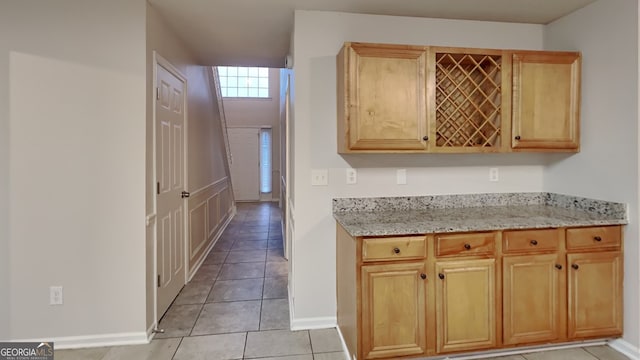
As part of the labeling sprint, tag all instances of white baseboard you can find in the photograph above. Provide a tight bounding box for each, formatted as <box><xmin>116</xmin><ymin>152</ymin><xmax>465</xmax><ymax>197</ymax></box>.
<box><xmin>609</xmin><ymin>338</ymin><xmax>640</xmax><ymax>360</ymax></box>
<box><xmin>13</xmin><ymin>332</ymin><xmax>149</xmax><ymax>350</ymax></box>
<box><xmin>146</xmin><ymin>323</ymin><xmax>156</xmax><ymax>342</ymax></box>
<box><xmin>290</xmin><ymin>316</ymin><xmax>337</xmax><ymax>331</ymax></box>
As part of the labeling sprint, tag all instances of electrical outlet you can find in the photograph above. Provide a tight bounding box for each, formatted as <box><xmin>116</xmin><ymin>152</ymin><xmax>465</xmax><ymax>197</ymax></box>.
<box><xmin>346</xmin><ymin>168</ymin><xmax>357</xmax><ymax>184</ymax></box>
<box><xmin>397</xmin><ymin>169</ymin><xmax>407</xmax><ymax>185</ymax></box>
<box><xmin>311</xmin><ymin>169</ymin><xmax>328</xmax><ymax>186</ymax></box>
<box><xmin>489</xmin><ymin>168</ymin><xmax>499</xmax><ymax>182</ymax></box>
<box><xmin>50</xmin><ymin>286</ymin><xmax>63</xmax><ymax>305</ymax></box>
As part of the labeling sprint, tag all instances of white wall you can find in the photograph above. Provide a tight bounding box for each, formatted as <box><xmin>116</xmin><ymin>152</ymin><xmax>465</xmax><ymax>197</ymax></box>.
<box><xmin>0</xmin><ymin>2</ymin><xmax>10</xmax><ymax>341</ymax></box>
<box><xmin>291</xmin><ymin>10</ymin><xmax>547</xmax><ymax>323</ymax></box>
<box><xmin>3</xmin><ymin>0</ymin><xmax>147</xmax><ymax>340</ymax></box>
<box><xmin>146</xmin><ymin>3</ymin><xmax>234</xmax><ymax>329</ymax></box>
<box><xmin>544</xmin><ymin>0</ymin><xmax>640</xmax><ymax>349</ymax></box>
<box><xmin>223</xmin><ymin>68</ymin><xmax>281</xmax><ymax>200</ymax></box>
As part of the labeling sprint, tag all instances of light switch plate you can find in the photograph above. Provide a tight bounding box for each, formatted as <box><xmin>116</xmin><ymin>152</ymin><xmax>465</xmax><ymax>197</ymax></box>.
<box><xmin>311</xmin><ymin>169</ymin><xmax>328</xmax><ymax>186</ymax></box>
<box><xmin>397</xmin><ymin>169</ymin><xmax>407</xmax><ymax>185</ymax></box>
<box><xmin>489</xmin><ymin>168</ymin><xmax>499</xmax><ymax>182</ymax></box>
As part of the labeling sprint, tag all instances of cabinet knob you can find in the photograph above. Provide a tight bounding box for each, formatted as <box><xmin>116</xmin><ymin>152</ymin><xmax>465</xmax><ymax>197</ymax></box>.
<box><xmin>530</xmin><ymin>239</ymin><xmax>538</xmax><ymax>246</ymax></box>
<box><xmin>594</xmin><ymin>236</ymin><xmax>602</xmax><ymax>242</ymax></box>
<box><xmin>422</xmin><ymin>135</ymin><xmax>429</xmax><ymax>141</ymax></box>
<box><xmin>572</xmin><ymin>264</ymin><xmax>579</xmax><ymax>270</ymax></box>
<box><xmin>393</xmin><ymin>247</ymin><xmax>400</xmax><ymax>254</ymax></box>
<box><xmin>464</xmin><ymin>243</ymin><xmax>471</xmax><ymax>250</ymax></box>
<box><xmin>438</xmin><ymin>273</ymin><xmax>445</xmax><ymax>280</ymax></box>
<box><xmin>555</xmin><ymin>264</ymin><xmax>563</xmax><ymax>270</ymax></box>
<box><xmin>515</xmin><ymin>135</ymin><xmax>521</xmax><ymax>140</ymax></box>
<box><xmin>420</xmin><ymin>273</ymin><xmax>427</xmax><ymax>280</ymax></box>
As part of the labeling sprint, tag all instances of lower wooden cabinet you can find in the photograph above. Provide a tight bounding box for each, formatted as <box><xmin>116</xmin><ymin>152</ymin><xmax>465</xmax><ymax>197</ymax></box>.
<box><xmin>567</xmin><ymin>252</ymin><xmax>623</xmax><ymax>338</ymax></box>
<box><xmin>503</xmin><ymin>254</ymin><xmax>563</xmax><ymax>345</ymax></box>
<box><xmin>361</xmin><ymin>262</ymin><xmax>427</xmax><ymax>359</ymax></box>
<box><xmin>337</xmin><ymin>225</ymin><xmax>623</xmax><ymax>360</ymax></box>
<box><xmin>435</xmin><ymin>259</ymin><xmax>496</xmax><ymax>353</ymax></box>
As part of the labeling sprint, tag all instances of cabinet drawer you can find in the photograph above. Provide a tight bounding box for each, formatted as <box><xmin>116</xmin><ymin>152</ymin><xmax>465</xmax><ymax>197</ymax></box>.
<box><xmin>362</xmin><ymin>236</ymin><xmax>426</xmax><ymax>262</ymax></box>
<box><xmin>503</xmin><ymin>229</ymin><xmax>559</xmax><ymax>253</ymax></box>
<box><xmin>567</xmin><ymin>226</ymin><xmax>621</xmax><ymax>251</ymax></box>
<box><xmin>435</xmin><ymin>232</ymin><xmax>495</xmax><ymax>257</ymax></box>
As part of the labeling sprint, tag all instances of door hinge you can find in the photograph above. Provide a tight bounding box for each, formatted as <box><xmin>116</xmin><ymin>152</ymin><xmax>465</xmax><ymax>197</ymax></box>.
<box><xmin>157</xmin><ymin>274</ymin><xmax>161</xmax><ymax>288</ymax></box>
<box><xmin>157</xmin><ymin>182</ymin><xmax>160</xmax><ymax>195</ymax></box>
<box><xmin>156</xmin><ymin>87</ymin><xmax>160</xmax><ymax>100</ymax></box>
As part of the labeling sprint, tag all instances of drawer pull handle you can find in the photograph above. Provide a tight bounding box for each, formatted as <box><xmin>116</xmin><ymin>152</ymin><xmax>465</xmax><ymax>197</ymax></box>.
<box><xmin>393</xmin><ymin>247</ymin><xmax>400</xmax><ymax>254</ymax></box>
<box><xmin>572</xmin><ymin>264</ymin><xmax>579</xmax><ymax>270</ymax></box>
<box><xmin>555</xmin><ymin>264</ymin><xmax>562</xmax><ymax>270</ymax></box>
<box><xmin>438</xmin><ymin>273</ymin><xmax>445</xmax><ymax>280</ymax></box>
<box><xmin>464</xmin><ymin>243</ymin><xmax>471</xmax><ymax>250</ymax></box>
<box><xmin>422</xmin><ymin>135</ymin><xmax>429</xmax><ymax>141</ymax></box>
<box><xmin>420</xmin><ymin>273</ymin><xmax>427</xmax><ymax>280</ymax></box>
<box><xmin>530</xmin><ymin>239</ymin><xmax>538</xmax><ymax>246</ymax></box>
<box><xmin>594</xmin><ymin>236</ymin><xmax>602</xmax><ymax>242</ymax></box>
<box><xmin>515</xmin><ymin>135</ymin><xmax>521</xmax><ymax>140</ymax></box>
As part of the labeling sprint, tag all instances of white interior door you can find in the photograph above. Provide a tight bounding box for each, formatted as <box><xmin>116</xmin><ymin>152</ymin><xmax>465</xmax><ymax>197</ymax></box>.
<box><xmin>229</xmin><ymin>128</ymin><xmax>260</xmax><ymax>201</ymax></box>
<box><xmin>156</xmin><ymin>61</ymin><xmax>186</xmax><ymax>320</ymax></box>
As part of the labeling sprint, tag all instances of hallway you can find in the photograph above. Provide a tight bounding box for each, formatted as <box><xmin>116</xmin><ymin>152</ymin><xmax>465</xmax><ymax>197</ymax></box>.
<box><xmin>56</xmin><ymin>202</ymin><xmax>345</xmax><ymax>359</ymax></box>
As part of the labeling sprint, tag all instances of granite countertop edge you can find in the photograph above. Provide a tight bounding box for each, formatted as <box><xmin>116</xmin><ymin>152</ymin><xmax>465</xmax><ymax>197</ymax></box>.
<box><xmin>333</xmin><ymin>193</ymin><xmax>628</xmax><ymax>237</ymax></box>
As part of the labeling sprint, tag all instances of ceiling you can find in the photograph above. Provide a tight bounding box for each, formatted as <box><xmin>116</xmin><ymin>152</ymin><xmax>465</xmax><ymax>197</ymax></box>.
<box><xmin>148</xmin><ymin>0</ymin><xmax>597</xmax><ymax>68</ymax></box>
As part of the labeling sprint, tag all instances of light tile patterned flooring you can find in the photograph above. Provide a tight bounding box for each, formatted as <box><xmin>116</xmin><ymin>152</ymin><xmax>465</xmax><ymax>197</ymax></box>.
<box><xmin>56</xmin><ymin>203</ymin><xmax>631</xmax><ymax>360</ymax></box>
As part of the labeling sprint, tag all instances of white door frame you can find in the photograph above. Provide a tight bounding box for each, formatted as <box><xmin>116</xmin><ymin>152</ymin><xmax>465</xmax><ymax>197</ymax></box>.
<box><xmin>152</xmin><ymin>51</ymin><xmax>189</xmax><ymax>327</ymax></box>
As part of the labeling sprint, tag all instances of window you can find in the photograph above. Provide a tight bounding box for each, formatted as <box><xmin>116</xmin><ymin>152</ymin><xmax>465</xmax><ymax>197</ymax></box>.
<box><xmin>217</xmin><ymin>66</ymin><xmax>269</xmax><ymax>98</ymax></box>
<box><xmin>260</xmin><ymin>128</ymin><xmax>272</xmax><ymax>193</ymax></box>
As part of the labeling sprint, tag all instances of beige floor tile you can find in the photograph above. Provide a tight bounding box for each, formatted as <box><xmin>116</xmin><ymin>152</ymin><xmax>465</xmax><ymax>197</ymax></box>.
<box><xmin>190</xmin><ymin>264</ymin><xmax>221</xmax><ymax>283</ymax></box>
<box><xmin>485</xmin><ymin>355</ymin><xmax>527</xmax><ymax>360</ymax></box>
<box><xmin>172</xmin><ymin>333</ymin><xmax>246</xmax><ymax>360</ymax></box>
<box><xmin>523</xmin><ymin>348</ymin><xmax>598</xmax><ymax>360</ymax></box>
<box><xmin>267</xmin><ymin>249</ymin><xmax>287</xmax><ymax>262</ymax></box>
<box><xmin>154</xmin><ymin>304</ymin><xmax>202</xmax><ymax>338</ymax></box>
<box><xmin>260</xmin><ymin>298</ymin><xmax>290</xmax><ymax>330</ymax></box>
<box><xmin>174</xmin><ymin>281</ymin><xmax>213</xmax><ymax>305</ymax></box>
<box><xmin>314</xmin><ymin>352</ymin><xmax>346</xmax><ymax>360</ymax></box>
<box><xmin>213</xmin><ymin>238</ymin><xmax>235</xmax><ymax>252</ymax></box>
<box><xmin>232</xmin><ymin>240</ymin><xmax>268</xmax><ymax>251</ymax></box>
<box><xmin>53</xmin><ymin>347</ymin><xmax>110</xmax><ymax>360</ymax></box>
<box><xmin>218</xmin><ymin>262</ymin><xmax>265</xmax><ymax>280</ymax></box>
<box><xmin>263</xmin><ymin>276</ymin><xmax>288</xmax><ymax>299</ymax></box>
<box><xmin>310</xmin><ymin>328</ymin><xmax>343</xmax><ymax>353</ymax></box>
<box><xmin>266</xmin><ymin>261</ymin><xmax>288</xmax><ymax>277</ymax></box>
<box><xmin>268</xmin><ymin>240</ymin><xmax>284</xmax><ymax>249</ymax></box>
<box><xmin>253</xmin><ymin>355</ymin><xmax>313</xmax><ymax>360</ymax></box>
<box><xmin>208</xmin><ymin>278</ymin><xmax>264</xmax><ymax>302</ymax></box>
<box><xmin>244</xmin><ymin>330</ymin><xmax>312</xmax><ymax>358</ymax></box>
<box><xmin>226</xmin><ymin>250</ymin><xmax>267</xmax><ymax>263</ymax></box>
<box><xmin>204</xmin><ymin>251</ymin><xmax>228</xmax><ymax>265</ymax></box>
<box><xmin>236</xmin><ymin>231</ymin><xmax>269</xmax><ymax>241</ymax></box>
<box><xmin>101</xmin><ymin>338</ymin><xmax>180</xmax><ymax>360</ymax></box>
<box><xmin>191</xmin><ymin>300</ymin><xmax>261</xmax><ymax>335</ymax></box>
<box><xmin>584</xmin><ymin>345</ymin><xmax>631</xmax><ymax>360</ymax></box>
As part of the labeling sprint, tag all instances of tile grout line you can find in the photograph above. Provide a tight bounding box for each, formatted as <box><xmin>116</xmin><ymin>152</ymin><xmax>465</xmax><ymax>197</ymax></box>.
<box><xmin>169</xmin><ymin>336</ymin><xmax>184</xmax><ymax>360</ymax></box>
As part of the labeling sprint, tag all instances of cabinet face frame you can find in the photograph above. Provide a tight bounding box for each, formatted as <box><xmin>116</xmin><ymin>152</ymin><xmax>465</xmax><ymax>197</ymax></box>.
<box><xmin>361</xmin><ymin>262</ymin><xmax>428</xmax><ymax>359</ymax></box>
<box><xmin>511</xmin><ymin>51</ymin><xmax>581</xmax><ymax>151</ymax></box>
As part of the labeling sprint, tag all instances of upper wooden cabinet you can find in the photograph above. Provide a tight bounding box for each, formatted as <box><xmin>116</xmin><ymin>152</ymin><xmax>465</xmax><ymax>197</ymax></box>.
<box><xmin>337</xmin><ymin>42</ymin><xmax>581</xmax><ymax>154</ymax></box>
<box><xmin>511</xmin><ymin>52</ymin><xmax>581</xmax><ymax>151</ymax></box>
<box><xmin>337</xmin><ymin>43</ymin><xmax>428</xmax><ymax>152</ymax></box>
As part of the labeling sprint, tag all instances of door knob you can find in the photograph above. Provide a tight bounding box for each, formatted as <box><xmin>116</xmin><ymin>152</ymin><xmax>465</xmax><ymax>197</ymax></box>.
<box><xmin>181</xmin><ymin>191</ymin><xmax>191</xmax><ymax>198</ymax></box>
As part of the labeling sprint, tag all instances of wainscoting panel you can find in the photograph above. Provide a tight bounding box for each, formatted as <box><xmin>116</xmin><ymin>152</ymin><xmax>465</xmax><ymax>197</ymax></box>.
<box><xmin>187</xmin><ymin>177</ymin><xmax>233</xmax><ymax>272</ymax></box>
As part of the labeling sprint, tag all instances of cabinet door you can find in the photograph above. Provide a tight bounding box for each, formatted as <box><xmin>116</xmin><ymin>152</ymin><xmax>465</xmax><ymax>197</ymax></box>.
<box><xmin>568</xmin><ymin>252</ymin><xmax>622</xmax><ymax>338</ymax></box>
<box><xmin>342</xmin><ymin>43</ymin><xmax>428</xmax><ymax>151</ymax></box>
<box><xmin>512</xmin><ymin>52</ymin><xmax>580</xmax><ymax>150</ymax></box>
<box><xmin>361</xmin><ymin>262</ymin><xmax>427</xmax><ymax>359</ymax></box>
<box><xmin>503</xmin><ymin>254</ymin><xmax>563</xmax><ymax>345</ymax></box>
<box><xmin>435</xmin><ymin>259</ymin><xmax>496</xmax><ymax>353</ymax></box>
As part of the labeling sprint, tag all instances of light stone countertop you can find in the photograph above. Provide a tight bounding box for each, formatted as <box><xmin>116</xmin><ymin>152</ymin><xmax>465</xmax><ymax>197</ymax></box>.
<box><xmin>333</xmin><ymin>193</ymin><xmax>627</xmax><ymax>237</ymax></box>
